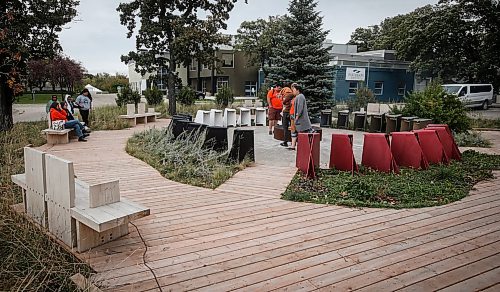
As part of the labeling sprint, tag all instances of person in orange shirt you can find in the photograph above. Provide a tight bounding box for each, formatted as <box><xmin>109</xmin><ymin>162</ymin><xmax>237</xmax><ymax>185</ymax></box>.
<box><xmin>280</xmin><ymin>85</ymin><xmax>294</xmax><ymax>147</ymax></box>
<box><xmin>49</xmin><ymin>102</ymin><xmax>88</xmax><ymax>142</ymax></box>
<box><xmin>266</xmin><ymin>83</ymin><xmax>283</xmax><ymax>135</ymax></box>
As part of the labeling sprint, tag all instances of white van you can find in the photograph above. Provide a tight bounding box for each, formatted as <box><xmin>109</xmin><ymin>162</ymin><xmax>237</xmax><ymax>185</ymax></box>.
<box><xmin>442</xmin><ymin>84</ymin><xmax>494</xmax><ymax>109</ymax></box>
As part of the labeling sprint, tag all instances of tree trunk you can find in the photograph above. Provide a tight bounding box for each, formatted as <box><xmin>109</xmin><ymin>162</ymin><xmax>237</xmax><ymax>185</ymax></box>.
<box><xmin>0</xmin><ymin>77</ymin><xmax>14</xmax><ymax>131</ymax></box>
<box><xmin>167</xmin><ymin>58</ymin><xmax>177</xmax><ymax>116</ymax></box>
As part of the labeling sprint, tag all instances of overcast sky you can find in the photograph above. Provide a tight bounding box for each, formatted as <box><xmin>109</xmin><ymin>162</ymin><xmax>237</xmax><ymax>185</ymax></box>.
<box><xmin>59</xmin><ymin>0</ymin><xmax>438</xmax><ymax>75</ymax></box>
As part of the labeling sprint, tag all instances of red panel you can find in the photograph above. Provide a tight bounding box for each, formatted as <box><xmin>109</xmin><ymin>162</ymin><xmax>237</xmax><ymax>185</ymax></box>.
<box><xmin>391</xmin><ymin>132</ymin><xmax>429</xmax><ymax>170</ymax></box>
<box><xmin>414</xmin><ymin>130</ymin><xmax>450</xmax><ymax>164</ymax></box>
<box><xmin>329</xmin><ymin>134</ymin><xmax>359</xmax><ymax>174</ymax></box>
<box><xmin>362</xmin><ymin>133</ymin><xmax>400</xmax><ymax>173</ymax></box>
<box><xmin>426</xmin><ymin>125</ymin><xmax>461</xmax><ymax>161</ymax></box>
<box><xmin>296</xmin><ymin>133</ymin><xmax>321</xmax><ymax>178</ymax></box>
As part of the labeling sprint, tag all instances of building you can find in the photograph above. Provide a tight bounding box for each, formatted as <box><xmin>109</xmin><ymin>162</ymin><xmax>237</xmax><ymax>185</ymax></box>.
<box><xmin>329</xmin><ymin>45</ymin><xmax>415</xmax><ymax>102</ymax></box>
<box><xmin>127</xmin><ymin>58</ymin><xmax>188</xmax><ymax>95</ymax></box>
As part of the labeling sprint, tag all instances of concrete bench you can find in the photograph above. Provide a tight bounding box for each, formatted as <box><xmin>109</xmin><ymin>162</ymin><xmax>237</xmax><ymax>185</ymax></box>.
<box><xmin>209</xmin><ymin>109</ymin><xmax>224</xmax><ymax>127</ymax></box>
<box><xmin>224</xmin><ymin>108</ymin><xmax>237</xmax><ymax>127</ymax></box>
<box><xmin>120</xmin><ymin>103</ymin><xmax>159</xmax><ymax>126</ymax></box>
<box><xmin>195</xmin><ymin>110</ymin><xmax>211</xmax><ymax>125</ymax></box>
<box><xmin>255</xmin><ymin>108</ymin><xmax>267</xmax><ymax>126</ymax></box>
<box><xmin>238</xmin><ymin>108</ymin><xmax>251</xmax><ymax>127</ymax></box>
<box><xmin>11</xmin><ymin>147</ymin><xmax>150</xmax><ymax>253</ymax></box>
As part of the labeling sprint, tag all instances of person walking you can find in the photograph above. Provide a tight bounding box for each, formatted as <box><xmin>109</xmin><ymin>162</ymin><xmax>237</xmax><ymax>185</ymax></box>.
<box><xmin>280</xmin><ymin>85</ymin><xmax>294</xmax><ymax>147</ymax></box>
<box><xmin>76</xmin><ymin>89</ymin><xmax>92</xmax><ymax>127</ymax></box>
<box><xmin>266</xmin><ymin>83</ymin><xmax>283</xmax><ymax>135</ymax></box>
<box><xmin>289</xmin><ymin>83</ymin><xmax>312</xmax><ymax>150</ymax></box>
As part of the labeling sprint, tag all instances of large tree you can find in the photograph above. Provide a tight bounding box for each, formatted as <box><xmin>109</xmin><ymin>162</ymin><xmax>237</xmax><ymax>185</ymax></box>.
<box><xmin>347</xmin><ymin>26</ymin><xmax>381</xmax><ymax>52</ymax></box>
<box><xmin>266</xmin><ymin>0</ymin><xmax>333</xmax><ymax>117</ymax></box>
<box><xmin>235</xmin><ymin>15</ymin><xmax>286</xmax><ymax>68</ymax></box>
<box><xmin>0</xmin><ymin>0</ymin><xmax>78</xmax><ymax>131</ymax></box>
<box><xmin>117</xmin><ymin>0</ymin><xmax>245</xmax><ymax>116</ymax></box>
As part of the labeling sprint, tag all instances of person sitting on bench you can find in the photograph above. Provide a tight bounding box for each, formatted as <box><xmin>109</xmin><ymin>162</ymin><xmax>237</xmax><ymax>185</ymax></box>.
<box><xmin>49</xmin><ymin>102</ymin><xmax>88</xmax><ymax>142</ymax></box>
<box><xmin>61</xmin><ymin>101</ymin><xmax>89</xmax><ymax>135</ymax></box>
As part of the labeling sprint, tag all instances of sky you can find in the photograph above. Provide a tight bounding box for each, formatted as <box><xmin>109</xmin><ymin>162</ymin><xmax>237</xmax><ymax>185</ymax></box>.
<box><xmin>59</xmin><ymin>0</ymin><xmax>438</xmax><ymax>75</ymax></box>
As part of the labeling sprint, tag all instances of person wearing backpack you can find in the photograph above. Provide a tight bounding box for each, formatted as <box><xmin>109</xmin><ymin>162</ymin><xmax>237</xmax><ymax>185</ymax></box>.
<box><xmin>280</xmin><ymin>85</ymin><xmax>294</xmax><ymax>147</ymax></box>
<box><xmin>266</xmin><ymin>83</ymin><xmax>283</xmax><ymax>135</ymax></box>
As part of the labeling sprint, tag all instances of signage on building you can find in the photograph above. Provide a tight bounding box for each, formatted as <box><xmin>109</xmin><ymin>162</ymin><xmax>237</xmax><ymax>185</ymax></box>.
<box><xmin>346</xmin><ymin>67</ymin><xmax>366</xmax><ymax>81</ymax></box>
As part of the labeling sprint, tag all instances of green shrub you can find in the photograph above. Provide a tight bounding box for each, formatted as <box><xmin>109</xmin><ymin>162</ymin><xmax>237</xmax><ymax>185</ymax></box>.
<box><xmin>144</xmin><ymin>87</ymin><xmax>164</xmax><ymax>106</ymax></box>
<box><xmin>347</xmin><ymin>86</ymin><xmax>376</xmax><ymax>111</ymax></box>
<box><xmin>115</xmin><ymin>85</ymin><xmax>141</xmax><ymax>106</ymax></box>
<box><xmin>454</xmin><ymin>131</ymin><xmax>492</xmax><ymax>148</ymax></box>
<box><xmin>216</xmin><ymin>86</ymin><xmax>234</xmax><ymax>107</ymax></box>
<box><xmin>402</xmin><ymin>81</ymin><xmax>470</xmax><ymax>133</ymax></box>
<box><xmin>177</xmin><ymin>86</ymin><xmax>196</xmax><ymax>106</ymax></box>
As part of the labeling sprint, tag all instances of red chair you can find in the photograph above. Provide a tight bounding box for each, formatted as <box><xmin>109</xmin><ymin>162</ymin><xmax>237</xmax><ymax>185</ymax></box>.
<box><xmin>329</xmin><ymin>133</ymin><xmax>359</xmax><ymax>174</ymax></box>
<box><xmin>391</xmin><ymin>132</ymin><xmax>429</xmax><ymax>170</ymax></box>
<box><xmin>362</xmin><ymin>133</ymin><xmax>399</xmax><ymax>173</ymax></box>
<box><xmin>296</xmin><ymin>133</ymin><xmax>320</xmax><ymax>178</ymax></box>
<box><xmin>426</xmin><ymin>125</ymin><xmax>461</xmax><ymax>161</ymax></box>
<box><xmin>414</xmin><ymin>129</ymin><xmax>450</xmax><ymax>164</ymax></box>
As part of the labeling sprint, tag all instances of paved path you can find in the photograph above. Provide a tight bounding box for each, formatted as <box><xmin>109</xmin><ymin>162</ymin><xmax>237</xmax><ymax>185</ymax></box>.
<box><xmin>38</xmin><ymin>121</ymin><xmax>500</xmax><ymax>291</ymax></box>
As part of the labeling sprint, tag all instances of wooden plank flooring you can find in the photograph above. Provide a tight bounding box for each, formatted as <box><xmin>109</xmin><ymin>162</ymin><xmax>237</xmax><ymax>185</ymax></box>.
<box><xmin>38</xmin><ymin>122</ymin><xmax>500</xmax><ymax>291</ymax></box>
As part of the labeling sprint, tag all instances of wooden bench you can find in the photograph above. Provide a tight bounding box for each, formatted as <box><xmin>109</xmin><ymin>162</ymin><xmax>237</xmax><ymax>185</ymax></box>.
<box><xmin>11</xmin><ymin>147</ymin><xmax>150</xmax><ymax>252</ymax></box>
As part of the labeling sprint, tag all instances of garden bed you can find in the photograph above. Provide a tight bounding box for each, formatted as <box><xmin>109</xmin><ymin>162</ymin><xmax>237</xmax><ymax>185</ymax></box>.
<box><xmin>283</xmin><ymin>151</ymin><xmax>500</xmax><ymax>209</ymax></box>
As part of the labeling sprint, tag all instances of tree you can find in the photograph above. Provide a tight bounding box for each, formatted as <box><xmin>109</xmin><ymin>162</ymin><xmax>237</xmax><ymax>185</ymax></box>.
<box><xmin>0</xmin><ymin>0</ymin><xmax>78</xmax><ymax>131</ymax></box>
<box><xmin>235</xmin><ymin>16</ymin><xmax>286</xmax><ymax>68</ymax></box>
<box><xmin>266</xmin><ymin>0</ymin><xmax>333</xmax><ymax>117</ymax></box>
<box><xmin>117</xmin><ymin>0</ymin><xmax>246</xmax><ymax>116</ymax></box>
<box><xmin>26</xmin><ymin>59</ymin><xmax>49</xmax><ymax>92</ymax></box>
<box><xmin>347</xmin><ymin>26</ymin><xmax>380</xmax><ymax>52</ymax></box>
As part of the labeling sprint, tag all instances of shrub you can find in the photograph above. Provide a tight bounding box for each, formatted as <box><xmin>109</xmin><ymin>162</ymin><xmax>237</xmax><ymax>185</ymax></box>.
<box><xmin>216</xmin><ymin>86</ymin><xmax>234</xmax><ymax>107</ymax></box>
<box><xmin>177</xmin><ymin>86</ymin><xmax>196</xmax><ymax>106</ymax></box>
<box><xmin>454</xmin><ymin>131</ymin><xmax>492</xmax><ymax>148</ymax></box>
<box><xmin>90</xmin><ymin>105</ymin><xmax>129</xmax><ymax>130</ymax></box>
<box><xmin>144</xmin><ymin>86</ymin><xmax>164</xmax><ymax>106</ymax></box>
<box><xmin>347</xmin><ymin>86</ymin><xmax>376</xmax><ymax>111</ymax></box>
<box><xmin>115</xmin><ymin>85</ymin><xmax>141</xmax><ymax>106</ymax></box>
<box><xmin>402</xmin><ymin>82</ymin><xmax>470</xmax><ymax>133</ymax></box>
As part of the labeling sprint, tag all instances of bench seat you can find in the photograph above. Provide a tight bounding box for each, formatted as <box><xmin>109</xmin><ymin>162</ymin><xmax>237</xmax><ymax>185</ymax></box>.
<box><xmin>42</xmin><ymin>128</ymin><xmax>73</xmax><ymax>145</ymax></box>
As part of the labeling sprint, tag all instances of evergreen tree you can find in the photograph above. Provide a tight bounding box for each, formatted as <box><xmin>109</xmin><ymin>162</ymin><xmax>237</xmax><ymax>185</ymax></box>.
<box><xmin>266</xmin><ymin>0</ymin><xmax>333</xmax><ymax>118</ymax></box>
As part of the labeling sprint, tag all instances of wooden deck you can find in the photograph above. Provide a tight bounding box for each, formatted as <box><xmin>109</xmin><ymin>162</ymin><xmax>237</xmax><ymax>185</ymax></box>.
<box><xmin>39</xmin><ymin>121</ymin><xmax>500</xmax><ymax>291</ymax></box>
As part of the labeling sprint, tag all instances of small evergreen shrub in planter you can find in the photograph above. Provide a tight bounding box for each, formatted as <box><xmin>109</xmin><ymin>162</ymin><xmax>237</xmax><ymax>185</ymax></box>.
<box><xmin>177</xmin><ymin>86</ymin><xmax>196</xmax><ymax>106</ymax></box>
<box><xmin>144</xmin><ymin>86</ymin><xmax>163</xmax><ymax>106</ymax></box>
<box><xmin>115</xmin><ymin>85</ymin><xmax>141</xmax><ymax>106</ymax></box>
<box><xmin>216</xmin><ymin>86</ymin><xmax>234</xmax><ymax>107</ymax></box>
<box><xmin>347</xmin><ymin>86</ymin><xmax>376</xmax><ymax>111</ymax></box>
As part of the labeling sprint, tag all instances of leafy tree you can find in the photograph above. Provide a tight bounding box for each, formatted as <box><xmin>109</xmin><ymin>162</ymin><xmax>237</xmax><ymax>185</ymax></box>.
<box><xmin>116</xmin><ymin>84</ymin><xmax>141</xmax><ymax>107</ymax></box>
<box><xmin>347</xmin><ymin>86</ymin><xmax>376</xmax><ymax>112</ymax></box>
<box><xmin>117</xmin><ymin>0</ymin><xmax>246</xmax><ymax>116</ymax></box>
<box><xmin>265</xmin><ymin>0</ymin><xmax>333</xmax><ymax>118</ymax></box>
<box><xmin>216</xmin><ymin>86</ymin><xmax>234</xmax><ymax>107</ymax></box>
<box><xmin>0</xmin><ymin>0</ymin><xmax>78</xmax><ymax>131</ymax></box>
<box><xmin>26</xmin><ymin>59</ymin><xmax>49</xmax><ymax>92</ymax></box>
<box><xmin>177</xmin><ymin>86</ymin><xmax>196</xmax><ymax>106</ymax></box>
<box><xmin>347</xmin><ymin>26</ymin><xmax>380</xmax><ymax>52</ymax></box>
<box><xmin>144</xmin><ymin>86</ymin><xmax>164</xmax><ymax>106</ymax></box>
<box><xmin>81</xmin><ymin>73</ymin><xmax>128</xmax><ymax>93</ymax></box>
<box><xmin>235</xmin><ymin>16</ymin><xmax>286</xmax><ymax>68</ymax></box>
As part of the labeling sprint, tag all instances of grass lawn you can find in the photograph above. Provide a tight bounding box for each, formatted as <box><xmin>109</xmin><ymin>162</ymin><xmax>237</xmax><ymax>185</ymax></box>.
<box><xmin>283</xmin><ymin>150</ymin><xmax>500</xmax><ymax>209</ymax></box>
<box><xmin>14</xmin><ymin>93</ymin><xmax>65</xmax><ymax>104</ymax></box>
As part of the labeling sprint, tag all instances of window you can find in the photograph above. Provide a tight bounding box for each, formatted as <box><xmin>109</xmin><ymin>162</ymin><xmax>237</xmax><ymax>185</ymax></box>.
<box><xmin>221</xmin><ymin>53</ymin><xmax>234</xmax><ymax>68</ymax></box>
<box><xmin>348</xmin><ymin>82</ymin><xmax>358</xmax><ymax>95</ymax></box>
<box><xmin>245</xmin><ymin>81</ymin><xmax>257</xmax><ymax>97</ymax></box>
<box><xmin>202</xmin><ymin>63</ymin><xmax>209</xmax><ymax>70</ymax></box>
<box><xmin>189</xmin><ymin>59</ymin><xmax>197</xmax><ymax>71</ymax></box>
<box><xmin>458</xmin><ymin>87</ymin><xmax>468</xmax><ymax>97</ymax></box>
<box><xmin>374</xmin><ymin>82</ymin><xmax>384</xmax><ymax>95</ymax></box>
<box><xmin>202</xmin><ymin>79</ymin><xmax>207</xmax><ymax>93</ymax></box>
<box><xmin>398</xmin><ymin>84</ymin><xmax>406</xmax><ymax>96</ymax></box>
<box><xmin>470</xmin><ymin>85</ymin><xmax>492</xmax><ymax>94</ymax></box>
<box><xmin>217</xmin><ymin>76</ymin><xmax>229</xmax><ymax>92</ymax></box>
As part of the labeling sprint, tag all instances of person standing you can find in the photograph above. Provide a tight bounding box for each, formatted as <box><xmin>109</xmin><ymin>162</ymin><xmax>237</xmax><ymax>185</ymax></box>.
<box><xmin>76</xmin><ymin>89</ymin><xmax>92</xmax><ymax>127</ymax></box>
<box><xmin>266</xmin><ymin>83</ymin><xmax>283</xmax><ymax>135</ymax></box>
<box><xmin>289</xmin><ymin>83</ymin><xmax>312</xmax><ymax>150</ymax></box>
<box><xmin>280</xmin><ymin>85</ymin><xmax>294</xmax><ymax>147</ymax></box>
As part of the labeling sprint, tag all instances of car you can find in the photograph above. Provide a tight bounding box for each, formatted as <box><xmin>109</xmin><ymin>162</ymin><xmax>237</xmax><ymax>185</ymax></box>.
<box><xmin>195</xmin><ymin>91</ymin><xmax>206</xmax><ymax>99</ymax></box>
<box><xmin>442</xmin><ymin>84</ymin><xmax>494</xmax><ymax>110</ymax></box>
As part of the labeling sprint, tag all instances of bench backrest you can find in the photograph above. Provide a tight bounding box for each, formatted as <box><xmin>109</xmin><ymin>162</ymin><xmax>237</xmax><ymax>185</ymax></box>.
<box><xmin>138</xmin><ymin>102</ymin><xmax>146</xmax><ymax>114</ymax></box>
<box><xmin>24</xmin><ymin>147</ymin><xmax>47</xmax><ymax>226</ymax></box>
<box><xmin>379</xmin><ymin>104</ymin><xmax>391</xmax><ymax>114</ymax></box>
<box><xmin>88</xmin><ymin>180</ymin><xmax>120</xmax><ymax>208</ymax></box>
<box><xmin>126</xmin><ymin>104</ymin><xmax>135</xmax><ymax>116</ymax></box>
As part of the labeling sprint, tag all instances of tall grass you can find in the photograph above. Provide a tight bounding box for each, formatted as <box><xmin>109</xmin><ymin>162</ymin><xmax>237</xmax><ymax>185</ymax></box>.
<box><xmin>0</xmin><ymin>122</ymin><xmax>91</xmax><ymax>290</ymax></box>
<box><xmin>89</xmin><ymin>105</ymin><xmax>129</xmax><ymax>131</ymax></box>
<box><xmin>126</xmin><ymin>127</ymin><xmax>250</xmax><ymax>189</ymax></box>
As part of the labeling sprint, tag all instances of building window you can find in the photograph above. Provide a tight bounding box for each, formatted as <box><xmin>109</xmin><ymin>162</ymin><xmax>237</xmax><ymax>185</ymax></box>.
<box><xmin>398</xmin><ymin>84</ymin><xmax>406</xmax><ymax>96</ymax></box>
<box><xmin>245</xmin><ymin>81</ymin><xmax>257</xmax><ymax>97</ymax></box>
<box><xmin>374</xmin><ymin>82</ymin><xmax>384</xmax><ymax>95</ymax></box>
<box><xmin>221</xmin><ymin>53</ymin><xmax>234</xmax><ymax>68</ymax></box>
<box><xmin>202</xmin><ymin>63</ymin><xmax>210</xmax><ymax>70</ymax></box>
<box><xmin>190</xmin><ymin>59</ymin><xmax>197</xmax><ymax>71</ymax></box>
<box><xmin>202</xmin><ymin>79</ymin><xmax>207</xmax><ymax>93</ymax></box>
<box><xmin>217</xmin><ymin>76</ymin><xmax>229</xmax><ymax>92</ymax></box>
<box><xmin>348</xmin><ymin>82</ymin><xmax>358</xmax><ymax>95</ymax></box>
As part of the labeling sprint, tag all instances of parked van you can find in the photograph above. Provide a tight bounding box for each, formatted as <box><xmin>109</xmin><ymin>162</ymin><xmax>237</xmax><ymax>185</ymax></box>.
<box><xmin>442</xmin><ymin>84</ymin><xmax>494</xmax><ymax>109</ymax></box>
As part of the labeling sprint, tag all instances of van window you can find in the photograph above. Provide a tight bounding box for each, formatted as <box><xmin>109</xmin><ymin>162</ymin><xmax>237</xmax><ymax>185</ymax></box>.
<box><xmin>470</xmin><ymin>85</ymin><xmax>492</xmax><ymax>94</ymax></box>
<box><xmin>443</xmin><ymin>85</ymin><xmax>462</xmax><ymax>94</ymax></box>
<box><xmin>458</xmin><ymin>87</ymin><xmax>467</xmax><ymax>97</ymax></box>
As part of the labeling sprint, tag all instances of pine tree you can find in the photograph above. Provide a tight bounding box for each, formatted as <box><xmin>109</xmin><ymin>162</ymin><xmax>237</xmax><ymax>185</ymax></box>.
<box><xmin>266</xmin><ymin>0</ymin><xmax>333</xmax><ymax>118</ymax></box>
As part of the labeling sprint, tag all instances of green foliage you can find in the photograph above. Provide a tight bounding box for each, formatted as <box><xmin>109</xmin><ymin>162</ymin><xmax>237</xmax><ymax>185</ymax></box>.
<box><xmin>347</xmin><ymin>26</ymin><xmax>381</xmax><ymax>52</ymax></box>
<box><xmin>402</xmin><ymin>82</ymin><xmax>470</xmax><ymax>133</ymax></box>
<box><xmin>346</xmin><ymin>86</ymin><xmax>376</xmax><ymax>111</ymax></box>
<box><xmin>469</xmin><ymin>118</ymin><xmax>500</xmax><ymax>129</ymax></box>
<box><xmin>144</xmin><ymin>86</ymin><xmax>164</xmax><ymax>106</ymax></box>
<box><xmin>282</xmin><ymin>150</ymin><xmax>500</xmax><ymax>209</ymax></box>
<box><xmin>80</xmin><ymin>73</ymin><xmax>128</xmax><ymax>93</ymax></box>
<box><xmin>216</xmin><ymin>86</ymin><xmax>234</xmax><ymax>107</ymax></box>
<box><xmin>177</xmin><ymin>86</ymin><xmax>196</xmax><ymax>106</ymax></box>
<box><xmin>126</xmin><ymin>127</ymin><xmax>249</xmax><ymax>189</ymax></box>
<box><xmin>265</xmin><ymin>0</ymin><xmax>333</xmax><ymax>118</ymax></box>
<box><xmin>0</xmin><ymin>121</ymin><xmax>91</xmax><ymax>290</ymax></box>
<box><xmin>90</xmin><ymin>105</ymin><xmax>129</xmax><ymax>131</ymax></box>
<box><xmin>454</xmin><ymin>131</ymin><xmax>492</xmax><ymax>148</ymax></box>
<box><xmin>115</xmin><ymin>85</ymin><xmax>141</xmax><ymax>107</ymax></box>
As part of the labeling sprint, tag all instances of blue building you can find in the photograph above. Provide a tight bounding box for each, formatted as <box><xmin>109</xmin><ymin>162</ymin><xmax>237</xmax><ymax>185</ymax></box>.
<box><xmin>328</xmin><ymin>45</ymin><xmax>415</xmax><ymax>102</ymax></box>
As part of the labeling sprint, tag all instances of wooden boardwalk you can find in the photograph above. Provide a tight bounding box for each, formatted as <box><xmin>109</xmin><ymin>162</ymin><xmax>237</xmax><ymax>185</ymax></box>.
<box><xmin>39</xmin><ymin>122</ymin><xmax>500</xmax><ymax>291</ymax></box>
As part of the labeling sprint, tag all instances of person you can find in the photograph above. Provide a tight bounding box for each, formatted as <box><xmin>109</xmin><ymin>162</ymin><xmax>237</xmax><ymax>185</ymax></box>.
<box><xmin>64</xmin><ymin>94</ymin><xmax>77</xmax><ymax>115</ymax></box>
<box><xmin>289</xmin><ymin>83</ymin><xmax>312</xmax><ymax>150</ymax></box>
<box><xmin>76</xmin><ymin>89</ymin><xmax>92</xmax><ymax>127</ymax></box>
<box><xmin>280</xmin><ymin>85</ymin><xmax>294</xmax><ymax>147</ymax></box>
<box><xmin>49</xmin><ymin>102</ymin><xmax>88</xmax><ymax>142</ymax></box>
<box><xmin>266</xmin><ymin>83</ymin><xmax>283</xmax><ymax>135</ymax></box>
<box><xmin>46</xmin><ymin>95</ymin><xmax>58</xmax><ymax>114</ymax></box>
